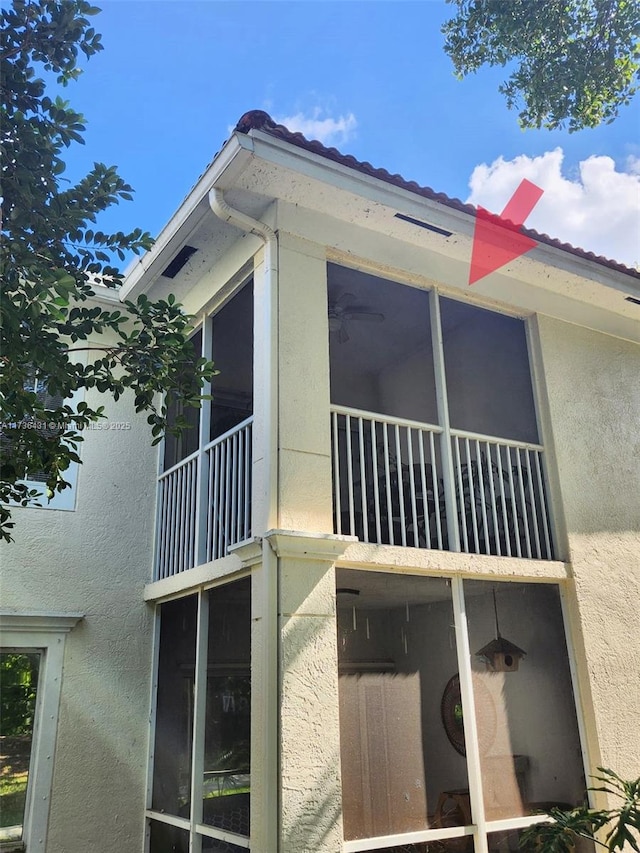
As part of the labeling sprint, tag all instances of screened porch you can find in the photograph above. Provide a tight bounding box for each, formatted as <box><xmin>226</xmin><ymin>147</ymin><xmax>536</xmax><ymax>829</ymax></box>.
<box><xmin>328</xmin><ymin>265</ymin><xmax>555</xmax><ymax>561</ymax></box>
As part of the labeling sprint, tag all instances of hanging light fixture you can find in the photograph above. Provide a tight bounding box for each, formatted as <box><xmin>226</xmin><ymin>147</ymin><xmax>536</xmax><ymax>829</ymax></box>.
<box><xmin>475</xmin><ymin>588</ymin><xmax>526</xmax><ymax>672</ymax></box>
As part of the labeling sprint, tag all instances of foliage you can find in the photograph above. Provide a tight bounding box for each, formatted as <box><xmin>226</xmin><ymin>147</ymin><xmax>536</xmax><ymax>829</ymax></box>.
<box><xmin>0</xmin><ymin>653</ymin><xmax>39</xmax><ymax>736</ymax></box>
<box><xmin>0</xmin><ymin>0</ymin><xmax>215</xmax><ymax>542</ymax></box>
<box><xmin>521</xmin><ymin>768</ymin><xmax>640</xmax><ymax>852</ymax></box>
<box><xmin>0</xmin><ymin>773</ymin><xmax>29</xmax><ymax>833</ymax></box>
<box><xmin>442</xmin><ymin>0</ymin><xmax>640</xmax><ymax>131</ymax></box>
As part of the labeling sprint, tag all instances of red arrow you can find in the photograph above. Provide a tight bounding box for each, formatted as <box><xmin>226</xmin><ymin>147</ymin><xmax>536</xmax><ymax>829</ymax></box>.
<box><xmin>469</xmin><ymin>179</ymin><xmax>544</xmax><ymax>285</ymax></box>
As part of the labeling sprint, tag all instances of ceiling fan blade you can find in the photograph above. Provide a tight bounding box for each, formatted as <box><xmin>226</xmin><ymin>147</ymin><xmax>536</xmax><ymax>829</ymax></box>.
<box><xmin>335</xmin><ymin>292</ymin><xmax>356</xmax><ymax>309</ymax></box>
<box><xmin>351</xmin><ymin>311</ymin><xmax>384</xmax><ymax>323</ymax></box>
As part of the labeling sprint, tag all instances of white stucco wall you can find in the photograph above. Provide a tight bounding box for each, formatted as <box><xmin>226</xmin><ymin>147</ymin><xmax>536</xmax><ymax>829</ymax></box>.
<box><xmin>536</xmin><ymin>315</ymin><xmax>640</xmax><ymax>781</ymax></box>
<box><xmin>0</xmin><ymin>372</ymin><xmax>157</xmax><ymax>852</ymax></box>
<box><xmin>279</xmin><ymin>556</ymin><xmax>344</xmax><ymax>853</ymax></box>
<box><xmin>277</xmin><ymin>233</ymin><xmax>334</xmax><ymax>534</ymax></box>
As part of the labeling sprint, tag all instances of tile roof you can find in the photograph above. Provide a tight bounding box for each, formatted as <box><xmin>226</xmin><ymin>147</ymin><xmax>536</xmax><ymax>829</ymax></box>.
<box><xmin>234</xmin><ymin>110</ymin><xmax>640</xmax><ymax>281</ymax></box>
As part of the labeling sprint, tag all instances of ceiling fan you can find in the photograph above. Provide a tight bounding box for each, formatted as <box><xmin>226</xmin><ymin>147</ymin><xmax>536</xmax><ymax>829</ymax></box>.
<box><xmin>328</xmin><ymin>292</ymin><xmax>384</xmax><ymax>343</ymax></box>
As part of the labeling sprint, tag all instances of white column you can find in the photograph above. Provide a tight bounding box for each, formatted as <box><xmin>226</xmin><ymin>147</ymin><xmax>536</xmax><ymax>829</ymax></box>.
<box><xmin>277</xmin><ymin>233</ymin><xmax>334</xmax><ymax>532</ymax></box>
<box><xmin>267</xmin><ymin>530</ymin><xmax>355</xmax><ymax>853</ymax></box>
<box><xmin>429</xmin><ymin>289</ymin><xmax>461</xmax><ymax>551</ymax></box>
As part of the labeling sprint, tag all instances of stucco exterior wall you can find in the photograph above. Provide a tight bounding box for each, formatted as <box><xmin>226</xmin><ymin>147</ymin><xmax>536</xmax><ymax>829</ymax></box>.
<box><xmin>279</xmin><ymin>559</ymin><xmax>343</xmax><ymax>852</ymax></box>
<box><xmin>536</xmin><ymin>315</ymin><xmax>640</xmax><ymax>780</ymax></box>
<box><xmin>1</xmin><ymin>374</ymin><xmax>157</xmax><ymax>852</ymax></box>
<box><xmin>277</xmin><ymin>233</ymin><xmax>333</xmax><ymax>534</ymax></box>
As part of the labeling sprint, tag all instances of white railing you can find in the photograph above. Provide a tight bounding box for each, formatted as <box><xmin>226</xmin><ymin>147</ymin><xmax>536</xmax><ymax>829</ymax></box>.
<box><xmin>156</xmin><ymin>449</ymin><xmax>199</xmax><ymax>577</ymax></box>
<box><xmin>155</xmin><ymin>417</ymin><xmax>253</xmax><ymax>579</ymax></box>
<box><xmin>451</xmin><ymin>430</ymin><xmax>553</xmax><ymax>560</ymax></box>
<box><xmin>331</xmin><ymin>406</ymin><xmax>446</xmax><ymax>549</ymax></box>
<box><xmin>204</xmin><ymin>419</ymin><xmax>252</xmax><ymax>563</ymax></box>
<box><xmin>331</xmin><ymin>406</ymin><xmax>554</xmax><ymax>560</ymax></box>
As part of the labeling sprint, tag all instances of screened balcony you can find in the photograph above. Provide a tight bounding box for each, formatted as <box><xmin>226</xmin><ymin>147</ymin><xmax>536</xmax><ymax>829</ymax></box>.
<box><xmin>154</xmin><ymin>266</ymin><xmax>556</xmax><ymax>581</ymax></box>
<box><xmin>154</xmin><ymin>282</ymin><xmax>254</xmax><ymax>581</ymax></box>
<box><xmin>328</xmin><ymin>265</ymin><xmax>555</xmax><ymax>560</ymax></box>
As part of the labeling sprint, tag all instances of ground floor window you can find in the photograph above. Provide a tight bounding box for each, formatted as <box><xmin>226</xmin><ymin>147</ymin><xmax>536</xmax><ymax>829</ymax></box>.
<box><xmin>336</xmin><ymin>571</ymin><xmax>591</xmax><ymax>853</ymax></box>
<box><xmin>147</xmin><ymin>576</ymin><xmax>251</xmax><ymax>852</ymax></box>
<box><xmin>0</xmin><ymin>652</ymin><xmax>40</xmax><ymax>846</ymax></box>
<box><xmin>0</xmin><ymin>613</ymin><xmax>81</xmax><ymax>851</ymax></box>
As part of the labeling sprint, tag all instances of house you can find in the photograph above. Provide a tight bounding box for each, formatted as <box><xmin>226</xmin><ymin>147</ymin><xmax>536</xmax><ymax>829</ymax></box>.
<box><xmin>1</xmin><ymin>110</ymin><xmax>639</xmax><ymax>853</ymax></box>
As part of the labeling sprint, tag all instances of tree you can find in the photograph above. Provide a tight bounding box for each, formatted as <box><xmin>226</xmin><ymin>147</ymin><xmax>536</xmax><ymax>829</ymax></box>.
<box><xmin>0</xmin><ymin>0</ymin><xmax>215</xmax><ymax>542</ymax></box>
<box><xmin>521</xmin><ymin>768</ymin><xmax>640</xmax><ymax>852</ymax></box>
<box><xmin>0</xmin><ymin>652</ymin><xmax>40</xmax><ymax>736</ymax></box>
<box><xmin>442</xmin><ymin>0</ymin><xmax>640</xmax><ymax>132</ymax></box>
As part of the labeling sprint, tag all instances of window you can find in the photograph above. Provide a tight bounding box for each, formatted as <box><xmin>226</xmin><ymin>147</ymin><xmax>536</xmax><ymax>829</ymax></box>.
<box><xmin>0</xmin><ymin>653</ymin><xmax>40</xmax><ymax>847</ymax></box>
<box><xmin>0</xmin><ymin>613</ymin><xmax>82</xmax><ymax>851</ymax></box>
<box><xmin>440</xmin><ymin>297</ymin><xmax>539</xmax><ymax>445</ymax></box>
<box><xmin>1</xmin><ymin>371</ymin><xmax>82</xmax><ymax>512</ymax></box>
<box><xmin>163</xmin><ymin>328</ymin><xmax>204</xmax><ymax>471</ymax></box>
<box><xmin>336</xmin><ymin>571</ymin><xmax>589</xmax><ymax>853</ymax></box>
<box><xmin>328</xmin><ymin>265</ymin><xmax>437</xmax><ymax>424</ymax></box>
<box><xmin>147</xmin><ymin>577</ymin><xmax>251</xmax><ymax>851</ymax></box>
<box><xmin>327</xmin><ymin>266</ymin><xmax>537</xmax><ymax>444</ymax></box>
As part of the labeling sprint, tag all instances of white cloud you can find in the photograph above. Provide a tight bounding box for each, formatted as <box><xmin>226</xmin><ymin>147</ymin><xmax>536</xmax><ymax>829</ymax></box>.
<box><xmin>627</xmin><ymin>154</ymin><xmax>640</xmax><ymax>176</ymax></box>
<box><xmin>273</xmin><ymin>108</ymin><xmax>357</xmax><ymax>147</ymax></box>
<box><xmin>466</xmin><ymin>149</ymin><xmax>640</xmax><ymax>268</ymax></box>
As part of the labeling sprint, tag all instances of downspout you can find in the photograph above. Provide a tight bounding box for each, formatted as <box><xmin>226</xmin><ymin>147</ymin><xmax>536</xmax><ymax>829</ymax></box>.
<box><xmin>208</xmin><ymin>187</ymin><xmax>279</xmax><ymax>853</ymax></box>
<box><xmin>208</xmin><ymin>187</ymin><xmax>279</xmax><ymax>527</ymax></box>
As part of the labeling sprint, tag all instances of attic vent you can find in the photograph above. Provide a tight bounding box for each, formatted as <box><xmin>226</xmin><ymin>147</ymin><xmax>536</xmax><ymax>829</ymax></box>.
<box><xmin>625</xmin><ymin>296</ymin><xmax>640</xmax><ymax>306</ymax></box>
<box><xmin>162</xmin><ymin>245</ymin><xmax>198</xmax><ymax>279</ymax></box>
<box><xmin>394</xmin><ymin>212</ymin><xmax>453</xmax><ymax>238</ymax></box>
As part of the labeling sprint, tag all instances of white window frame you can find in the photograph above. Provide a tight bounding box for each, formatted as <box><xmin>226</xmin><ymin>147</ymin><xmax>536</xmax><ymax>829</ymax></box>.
<box><xmin>19</xmin><ymin>379</ymin><xmax>84</xmax><ymax>512</ymax></box>
<box><xmin>145</xmin><ymin>577</ymin><xmax>251</xmax><ymax>852</ymax></box>
<box><xmin>0</xmin><ymin>612</ymin><xmax>82</xmax><ymax>851</ymax></box>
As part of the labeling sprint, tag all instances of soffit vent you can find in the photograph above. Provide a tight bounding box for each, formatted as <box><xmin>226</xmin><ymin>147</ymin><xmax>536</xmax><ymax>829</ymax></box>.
<box><xmin>624</xmin><ymin>296</ymin><xmax>640</xmax><ymax>306</ymax></box>
<box><xmin>394</xmin><ymin>212</ymin><xmax>453</xmax><ymax>238</ymax></box>
<box><xmin>161</xmin><ymin>245</ymin><xmax>198</xmax><ymax>279</ymax></box>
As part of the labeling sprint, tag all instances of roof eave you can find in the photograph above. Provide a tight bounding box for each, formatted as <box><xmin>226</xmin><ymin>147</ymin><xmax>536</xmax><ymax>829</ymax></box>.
<box><xmin>120</xmin><ymin>115</ymin><xmax>640</xmax><ymax>305</ymax></box>
<box><xmin>120</xmin><ymin>134</ymin><xmax>254</xmax><ymax>300</ymax></box>
<box><xmin>235</xmin><ymin>109</ymin><xmax>639</xmax><ymax>284</ymax></box>
<box><xmin>244</xmin><ymin>128</ymin><xmax>640</xmax><ymax>296</ymax></box>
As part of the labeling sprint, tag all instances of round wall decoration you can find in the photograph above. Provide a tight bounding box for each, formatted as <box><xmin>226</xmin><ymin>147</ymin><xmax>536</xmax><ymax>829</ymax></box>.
<box><xmin>441</xmin><ymin>673</ymin><xmax>497</xmax><ymax>756</ymax></box>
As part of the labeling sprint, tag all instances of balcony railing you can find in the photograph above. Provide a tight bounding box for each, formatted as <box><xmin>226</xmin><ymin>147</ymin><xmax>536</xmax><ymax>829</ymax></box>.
<box><xmin>331</xmin><ymin>406</ymin><xmax>554</xmax><ymax>560</ymax></box>
<box><xmin>155</xmin><ymin>417</ymin><xmax>253</xmax><ymax>580</ymax></box>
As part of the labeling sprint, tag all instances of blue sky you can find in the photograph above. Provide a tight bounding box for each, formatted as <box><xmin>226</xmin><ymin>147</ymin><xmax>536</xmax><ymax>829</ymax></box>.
<box><xmin>59</xmin><ymin>1</ymin><xmax>639</xmax><ymax>266</ymax></box>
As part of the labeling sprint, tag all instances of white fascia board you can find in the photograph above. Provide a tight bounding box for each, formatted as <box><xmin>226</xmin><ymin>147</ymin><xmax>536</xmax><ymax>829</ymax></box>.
<box><xmin>248</xmin><ymin>130</ymin><xmax>472</xmax><ymax>235</ymax></box>
<box><xmin>120</xmin><ymin>134</ymin><xmax>254</xmax><ymax>300</ymax></box>
<box><xmin>87</xmin><ymin>282</ymin><xmax>122</xmax><ymax>305</ymax></box>
<box><xmin>246</xmin><ymin>130</ymin><xmax>640</xmax><ymax>297</ymax></box>
<box><xmin>514</xmin><ymin>238</ymin><xmax>640</xmax><ymax>298</ymax></box>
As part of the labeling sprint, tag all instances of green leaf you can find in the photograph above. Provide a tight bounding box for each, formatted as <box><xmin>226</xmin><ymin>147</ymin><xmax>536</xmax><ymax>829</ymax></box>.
<box><xmin>442</xmin><ymin>0</ymin><xmax>640</xmax><ymax>131</ymax></box>
<box><xmin>0</xmin><ymin>0</ymin><xmax>209</xmax><ymax>542</ymax></box>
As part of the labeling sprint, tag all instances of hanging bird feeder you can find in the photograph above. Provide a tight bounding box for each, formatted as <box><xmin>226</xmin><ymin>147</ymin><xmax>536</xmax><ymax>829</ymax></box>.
<box><xmin>475</xmin><ymin>588</ymin><xmax>526</xmax><ymax>672</ymax></box>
